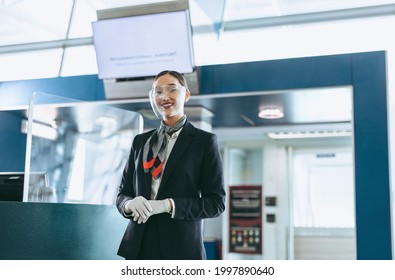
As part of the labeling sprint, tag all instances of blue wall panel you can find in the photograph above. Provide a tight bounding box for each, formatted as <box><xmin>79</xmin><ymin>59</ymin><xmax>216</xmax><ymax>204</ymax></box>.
<box><xmin>351</xmin><ymin>52</ymin><xmax>392</xmax><ymax>259</ymax></box>
<box><xmin>199</xmin><ymin>51</ymin><xmax>392</xmax><ymax>259</ymax></box>
<box><xmin>199</xmin><ymin>54</ymin><xmax>352</xmax><ymax>93</ymax></box>
<box><xmin>0</xmin><ymin>111</ymin><xmax>26</xmax><ymax>171</ymax></box>
<box><xmin>0</xmin><ymin>74</ymin><xmax>105</xmax><ymax>105</ymax></box>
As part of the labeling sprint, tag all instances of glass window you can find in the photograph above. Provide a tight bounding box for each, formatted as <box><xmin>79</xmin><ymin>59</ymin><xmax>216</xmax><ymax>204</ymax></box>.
<box><xmin>0</xmin><ymin>49</ymin><xmax>63</xmax><ymax>81</ymax></box>
<box><xmin>68</xmin><ymin>0</ymin><xmax>98</xmax><ymax>38</ymax></box>
<box><xmin>60</xmin><ymin>46</ymin><xmax>98</xmax><ymax>77</ymax></box>
<box><xmin>228</xmin><ymin>147</ymin><xmax>262</xmax><ymax>185</ymax></box>
<box><xmin>0</xmin><ymin>0</ymin><xmax>73</xmax><ymax>46</ymax></box>
<box><xmin>223</xmin><ymin>0</ymin><xmax>395</xmax><ymax>21</ymax></box>
<box><xmin>1</xmin><ymin>0</ymin><xmax>395</xmax><ymax>80</ymax></box>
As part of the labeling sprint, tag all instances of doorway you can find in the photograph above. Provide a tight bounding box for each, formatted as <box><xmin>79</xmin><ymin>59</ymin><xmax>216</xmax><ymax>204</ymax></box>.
<box><xmin>291</xmin><ymin>147</ymin><xmax>356</xmax><ymax>259</ymax></box>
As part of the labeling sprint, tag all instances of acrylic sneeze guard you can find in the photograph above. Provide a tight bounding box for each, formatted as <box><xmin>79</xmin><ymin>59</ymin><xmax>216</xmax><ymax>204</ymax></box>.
<box><xmin>24</xmin><ymin>92</ymin><xmax>143</xmax><ymax>205</ymax></box>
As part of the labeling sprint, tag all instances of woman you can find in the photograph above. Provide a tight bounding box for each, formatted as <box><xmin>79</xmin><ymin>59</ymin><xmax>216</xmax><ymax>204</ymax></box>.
<box><xmin>116</xmin><ymin>70</ymin><xmax>225</xmax><ymax>260</ymax></box>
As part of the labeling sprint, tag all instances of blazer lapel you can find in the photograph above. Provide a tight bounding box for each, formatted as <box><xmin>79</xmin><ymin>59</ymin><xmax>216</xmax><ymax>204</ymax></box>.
<box><xmin>142</xmin><ymin>170</ymin><xmax>152</xmax><ymax>198</ymax></box>
<box><xmin>140</xmin><ymin>131</ymin><xmax>155</xmax><ymax>198</ymax></box>
<box><xmin>158</xmin><ymin>121</ymin><xmax>195</xmax><ymax>195</ymax></box>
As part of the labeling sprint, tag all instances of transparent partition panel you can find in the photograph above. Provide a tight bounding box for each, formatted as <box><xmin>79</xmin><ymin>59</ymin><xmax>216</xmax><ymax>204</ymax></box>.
<box><xmin>24</xmin><ymin>92</ymin><xmax>142</xmax><ymax>204</ymax></box>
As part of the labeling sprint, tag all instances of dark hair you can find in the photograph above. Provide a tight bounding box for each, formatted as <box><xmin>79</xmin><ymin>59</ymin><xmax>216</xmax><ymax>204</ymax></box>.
<box><xmin>154</xmin><ymin>70</ymin><xmax>189</xmax><ymax>91</ymax></box>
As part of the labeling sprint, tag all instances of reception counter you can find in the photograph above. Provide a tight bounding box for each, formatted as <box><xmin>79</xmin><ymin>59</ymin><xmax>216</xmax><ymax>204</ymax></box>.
<box><xmin>0</xmin><ymin>201</ymin><xmax>127</xmax><ymax>259</ymax></box>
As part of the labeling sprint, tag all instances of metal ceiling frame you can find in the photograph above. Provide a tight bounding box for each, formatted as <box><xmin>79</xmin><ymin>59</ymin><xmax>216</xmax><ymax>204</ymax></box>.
<box><xmin>223</xmin><ymin>3</ymin><xmax>395</xmax><ymax>31</ymax></box>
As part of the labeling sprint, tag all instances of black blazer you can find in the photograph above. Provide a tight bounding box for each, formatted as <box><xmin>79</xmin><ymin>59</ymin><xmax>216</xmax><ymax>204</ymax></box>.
<box><xmin>116</xmin><ymin>121</ymin><xmax>225</xmax><ymax>259</ymax></box>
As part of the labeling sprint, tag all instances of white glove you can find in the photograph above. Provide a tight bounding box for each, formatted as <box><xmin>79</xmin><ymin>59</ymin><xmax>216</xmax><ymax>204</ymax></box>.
<box><xmin>124</xmin><ymin>196</ymin><xmax>153</xmax><ymax>224</ymax></box>
<box><xmin>149</xmin><ymin>199</ymin><xmax>171</xmax><ymax>215</ymax></box>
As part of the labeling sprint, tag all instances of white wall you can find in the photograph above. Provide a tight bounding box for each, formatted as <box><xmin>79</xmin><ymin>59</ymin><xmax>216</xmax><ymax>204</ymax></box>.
<box><xmin>262</xmin><ymin>144</ymin><xmax>289</xmax><ymax>260</ymax></box>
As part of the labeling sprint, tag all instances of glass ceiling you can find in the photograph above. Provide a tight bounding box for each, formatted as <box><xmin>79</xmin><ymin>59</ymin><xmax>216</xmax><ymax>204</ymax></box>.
<box><xmin>1</xmin><ymin>0</ymin><xmax>395</xmax><ymax>81</ymax></box>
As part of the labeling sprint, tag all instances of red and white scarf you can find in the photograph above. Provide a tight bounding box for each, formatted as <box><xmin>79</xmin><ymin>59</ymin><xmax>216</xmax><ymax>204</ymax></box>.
<box><xmin>142</xmin><ymin>115</ymin><xmax>187</xmax><ymax>179</ymax></box>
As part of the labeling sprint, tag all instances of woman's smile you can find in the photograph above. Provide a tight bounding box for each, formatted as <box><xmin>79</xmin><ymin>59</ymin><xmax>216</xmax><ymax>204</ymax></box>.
<box><xmin>162</xmin><ymin>101</ymin><xmax>174</xmax><ymax>109</ymax></box>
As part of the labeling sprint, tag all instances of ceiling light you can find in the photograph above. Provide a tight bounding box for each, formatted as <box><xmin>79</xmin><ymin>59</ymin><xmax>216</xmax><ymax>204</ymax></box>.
<box><xmin>95</xmin><ymin>116</ymin><xmax>118</xmax><ymax>126</ymax></box>
<box><xmin>267</xmin><ymin>130</ymin><xmax>352</xmax><ymax>139</ymax></box>
<box><xmin>21</xmin><ymin>119</ymin><xmax>58</xmax><ymax>141</ymax></box>
<box><xmin>258</xmin><ymin>107</ymin><xmax>284</xmax><ymax>119</ymax></box>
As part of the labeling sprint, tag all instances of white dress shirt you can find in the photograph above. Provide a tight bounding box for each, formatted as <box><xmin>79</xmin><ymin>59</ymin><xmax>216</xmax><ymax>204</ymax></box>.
<box><xmin>150</xmin><ymin>127</ymin><xmax>182</xmax><ymax>216</ymax></box>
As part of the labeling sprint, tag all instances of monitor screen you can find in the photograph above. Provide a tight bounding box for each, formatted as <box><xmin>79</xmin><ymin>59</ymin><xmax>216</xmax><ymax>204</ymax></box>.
<box><xmin>0</xmin><ymin>173</ymin><xmax>24</xmax><ymax>201</ymax></box>
<box><xmin>0</xmin><ymin>172</ymin><xmax>51</xmax><ymax>202</ymax></box>
<box><xmin>92</xmin><ymin>10</ymin><xmax>195</xmax><ymax>80</ymax></box>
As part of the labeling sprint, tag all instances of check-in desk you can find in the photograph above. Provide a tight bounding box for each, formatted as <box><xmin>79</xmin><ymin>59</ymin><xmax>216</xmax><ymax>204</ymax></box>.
<box><xmin>0</xmin><ymin>93</ymin><xmax>141</xmax><ymax>259</ymax></box>
<box><xmin>0</xmin><ymin>202</ymin><xmax>127</xmax><ymax>259</ymax></box>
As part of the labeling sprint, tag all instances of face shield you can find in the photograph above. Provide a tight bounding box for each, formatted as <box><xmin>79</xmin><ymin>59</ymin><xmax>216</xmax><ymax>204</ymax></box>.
<box><xmin>149</xmin><ymin>89</ymin><xmax>162</xmax><ymax>118</ymax></box>
<box><xmin>149</xmin><ymin>85</ymin><xmax>186</xmax><ymax>118</ymax></box>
